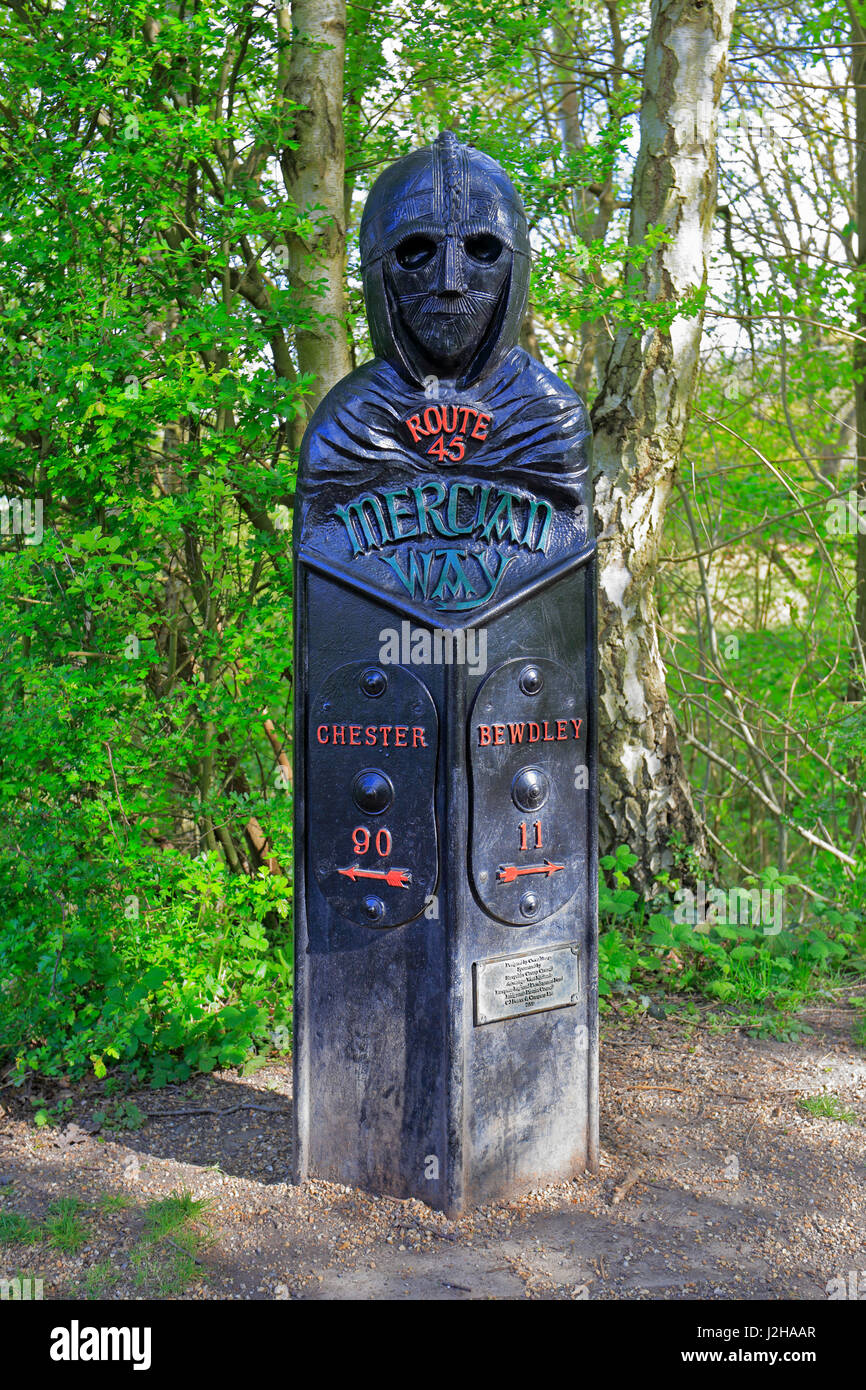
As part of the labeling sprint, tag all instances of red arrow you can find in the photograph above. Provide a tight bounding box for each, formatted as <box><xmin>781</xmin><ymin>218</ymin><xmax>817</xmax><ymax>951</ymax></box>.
<box><xmin>497</xmin><ymin>859</ymin><xmax>565</xmax><ymax>884</ymax></box>
<box><xmin>337</xmin><ymin>865</ymin><xmax>412</xmax><ymax>888</ymax></box>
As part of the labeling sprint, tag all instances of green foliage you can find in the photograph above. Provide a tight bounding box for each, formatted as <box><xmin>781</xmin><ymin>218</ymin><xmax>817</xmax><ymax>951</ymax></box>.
<box><xmin>94</xmin><ymin>1099</ymin><xmax>146</xmax><ymax>1132</ymax></box>
<box><xmin>0</xmin><ymin>3</ymin><xmax>298</xmax><ymax>1086</ymax></box>
<box><xmin>721</xmin><ymin>1011</ymin><xmax>815</xmax><ymax>1044</ymax></box>
<box><xmin>660</xmin><ymin>0</ymin><xmax>866</xmax><ymax>891</ymax></box>
<box><xmin>344</xmin><ymin>0</ymin><xmax>680</xmax><ymax>374</ymax></box>
<box><xmin>1</xmin><ymin>848</ymin><xmax>293</xmax><ymax>1084</ymax></box>
<box><xmin>133</xmin><ymin>1189</ymin><xmax>212</xmax><ymax>1295</ymax></box>
<box><xmin>85</xmin><ymin>1260</ymin><xmax>123</xmax><ymax>1299</ymax></box>
<box><xmin>0</xmin><ymin>1211</ymin><xmax>42</xmax><ymax>1245</ymax></box>
<box><xmin>143</xmin><ymin>1189</ymin><xmax>210</xmax><ymax>1241</ymax></box>
<box><xmin>31</xmin><ymin>1096</ymin><xmax>73</xmax><ymax>1128</ymax></box>
<box><xmin>797</xmin><ymin>1094</ymin><xmax>859</xmax><ymax>1124</ymax></box>
<box><xmin>44</xmin><ymin>1198</ymin><xmax>90</xmax><ymax>1254</ymax></box>
<box><xmin>4</xmin><ymin>1187</ymin><xmax>213</xmax><ymax>1298</ymax></box>
<box><xmin>98</xmin><ymin>1192</ymin><xmax>135</xmax><ymax>1213</ymax></box>
<box><xmin>598</xmin><ymin>846</ymin><xmax>866</xmax><ymax>1019</ymax></box>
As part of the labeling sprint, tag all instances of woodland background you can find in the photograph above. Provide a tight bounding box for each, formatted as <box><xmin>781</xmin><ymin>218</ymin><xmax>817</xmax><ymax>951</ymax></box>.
<box><xmin>1</xmin><ymin>0</ymin><xmax>865</xmax><ymax>1089</ymax></box>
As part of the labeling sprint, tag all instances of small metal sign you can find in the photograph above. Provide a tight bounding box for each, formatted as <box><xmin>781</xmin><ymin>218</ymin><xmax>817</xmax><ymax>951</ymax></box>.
<box><xmin>468</xmin><ymin>657</ymin><xmax>586</xmax><ymax>925</ymax></box>
<box><xmin>307</xmin><ymin>659</ymin><xmax>439</xmax><ymax>928</ymax></box>
<box><xmin>473</xmin><ymin>941</ymin><xmax>580</xmax><ymax>1025</ymax></box>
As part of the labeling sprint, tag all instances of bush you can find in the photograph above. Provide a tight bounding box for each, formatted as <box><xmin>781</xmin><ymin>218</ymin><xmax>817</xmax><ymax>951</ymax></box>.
<box><xmin>597</xmin><ymin>844</ymin><xmax>866</xmax><ymax>1015</ymax></box>
<box><xmin>0</xmin><ymin>828</ymin><xmax>292</xmax><ymax>1086</ymax></box>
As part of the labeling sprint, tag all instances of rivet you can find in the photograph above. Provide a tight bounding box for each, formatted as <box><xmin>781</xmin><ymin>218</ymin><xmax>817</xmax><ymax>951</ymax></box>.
<box><xmin>511</xmin><ymin>765</ymin><xmax>549</xmax><ymax>813</ymax></box>
<box><xmin>519</xmin><ymin>665</ymin><xmax>543</xmax><ymax>696</ymax></box>
<box><xmin>360</xmin><ymin>667</ymin><xmax>387</xmax><ymax>698</ymax></box>
<box><xmin>351</xmin><ymin>768</ymin><xmax>394</xmax><ymax>815</ymax></box>
<box><xmin>362</xmin><ymin>895</ymin><xmax>385</xmax><ymax>922</ymax></box>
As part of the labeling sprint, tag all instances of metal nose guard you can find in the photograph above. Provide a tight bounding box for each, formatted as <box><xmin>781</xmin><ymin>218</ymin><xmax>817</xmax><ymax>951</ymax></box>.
<box><xmin>435</xmin><ymin>232</ymin><xmax>466</xmax><ymax>294</ymax></box>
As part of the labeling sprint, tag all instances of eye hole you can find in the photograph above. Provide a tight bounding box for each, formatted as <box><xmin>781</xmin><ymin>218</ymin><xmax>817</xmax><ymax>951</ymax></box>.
<box><xmin>394</xmin><ymin>235</ymin><xmax>438</xmax><ymax>270</ymax></box>
<box><xmin>465</xmin><ymin>234</ymin><xmax>502</xmax><ymax>264</ymax></box>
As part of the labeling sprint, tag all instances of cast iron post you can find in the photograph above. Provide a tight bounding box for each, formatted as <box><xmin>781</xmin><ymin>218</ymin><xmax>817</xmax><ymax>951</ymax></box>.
<box><xmin>293</xmin><ymin>132</ymin><xmax>597</xmax><ymax>1215</ymax></box>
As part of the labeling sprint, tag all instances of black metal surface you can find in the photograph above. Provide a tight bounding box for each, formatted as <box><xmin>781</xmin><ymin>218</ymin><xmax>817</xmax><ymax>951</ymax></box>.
<box><xmin>359</xmin><ymin>129</ymin><xmax>531</xmax><ymax>391</ymax></box>
<box><xmin>293</xmin><ymin>129</ymin><xmax>598</xmax><ymax>1215</ymax></box>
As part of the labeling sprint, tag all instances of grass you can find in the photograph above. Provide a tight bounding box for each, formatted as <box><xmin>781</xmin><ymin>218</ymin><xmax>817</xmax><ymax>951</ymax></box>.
<box><xmin>77</xmin><ymin>1188</ymin><xmax>214</xmax><ymax>1299</ymax></box>
<box><xmin>97</xmin><ymin>1192</ymin><xmax>135</xmax><ymax>1214</ymax></box>
<box><xmin>131</xmin><ymin>1242</ymin><xmax>201</xmax><ymax>1296</ymax></box>
<box><xmin>1</xmin><ymin>1198</ymin><xmax>90</xmax><ymax>1252</ymax></box>
<box><xmin>0</xmin><ymin>1211</ymin><xmax>42</xmax><ymax>1245</ymax></box>
<box><xmin>143</xmin><ymin>1190</ymin><xmax>210</xmax><ymax>1240</ymax></box>
<box><xmin>5</xmin><ymin>1186</ymin><xmax>216</xmax><ymax>1299</ymax></box>
<box><xmin>797</xmin><ymin>1093</ymin><xmax>859</xmax><ymax>1124</ymax></box>
<box><xmin>133</xmin><ymin>1189</ymin><xmax>212</xmax><ymax>1296</ymax></box>
<box><xmin>84</xmin><ymin>1260</ymin><xmax>122</xmax><ymax>1299</ymax></box>
<box><xmin>45</xmin><ymin>1198</ymin><xmax>89</xmax><ymax>1253</ymax></box>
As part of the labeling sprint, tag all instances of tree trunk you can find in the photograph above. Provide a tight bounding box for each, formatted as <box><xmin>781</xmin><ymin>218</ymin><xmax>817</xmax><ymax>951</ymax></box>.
<box><xmin>590</xmin><ymin>0</ymin><xmax>736</xmax><ymax>887</ymax></box>
<box><xmin>845</xmin><ymin>4</ymin><xmax>866</xmax><ymax>853</ymax></box>
<box><xmin>849</xmin><ymin>4</ymin><xmax>866</xmax><ymax>703</ymax></box>
<box><xmin>279</xmin><ymin>0</ymin><xmax>352</xmax><ymax>414</ymax></box>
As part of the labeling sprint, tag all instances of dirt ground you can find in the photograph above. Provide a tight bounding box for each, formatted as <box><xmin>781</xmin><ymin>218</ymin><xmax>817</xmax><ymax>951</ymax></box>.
<box><xmin>1</xmin><ymin>999</ymin><xmax>864</xmax><ymax>1301</ymax></box>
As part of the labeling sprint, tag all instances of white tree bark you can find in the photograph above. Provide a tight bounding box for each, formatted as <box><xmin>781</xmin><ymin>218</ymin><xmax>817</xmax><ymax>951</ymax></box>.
<box><xmin>591</xmin><ymin>0</ymin><xmax>736</xmax><ymax>884</ymax></box>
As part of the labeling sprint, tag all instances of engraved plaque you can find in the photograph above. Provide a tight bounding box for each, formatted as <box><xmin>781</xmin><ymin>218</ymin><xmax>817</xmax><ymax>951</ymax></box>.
<box><xmin>473</xmin><ymin>941</ymin><xmax>580</xmax><ymax>1025</ymax></box>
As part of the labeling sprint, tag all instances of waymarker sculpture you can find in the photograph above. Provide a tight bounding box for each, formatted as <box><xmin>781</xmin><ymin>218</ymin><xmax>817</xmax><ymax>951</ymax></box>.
<box><xmin>293</xmin><ymin>131</ymin><xmax>597</xmax><ymax>1215</ymax></box>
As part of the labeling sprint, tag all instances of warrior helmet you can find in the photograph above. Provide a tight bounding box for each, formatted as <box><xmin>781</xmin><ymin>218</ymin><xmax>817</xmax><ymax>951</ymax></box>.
<box><xmin>360</xmin><ymin>131</ymin><xmax>530</xmax><ymax>388</ymax></box>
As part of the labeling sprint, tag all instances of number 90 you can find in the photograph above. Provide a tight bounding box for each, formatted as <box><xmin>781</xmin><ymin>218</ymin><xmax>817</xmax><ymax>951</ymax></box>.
<box><xmin>352</xmin><ymin>826</ymin><xmax>392</xmax><ymax>856</ymax></box>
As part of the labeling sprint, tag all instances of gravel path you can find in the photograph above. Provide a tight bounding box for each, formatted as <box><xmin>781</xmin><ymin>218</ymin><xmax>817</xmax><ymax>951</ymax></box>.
<box><xmin>1</xmin><ymin>998</ymin><xmax>863</xmax><ymax>1300</ymax></box>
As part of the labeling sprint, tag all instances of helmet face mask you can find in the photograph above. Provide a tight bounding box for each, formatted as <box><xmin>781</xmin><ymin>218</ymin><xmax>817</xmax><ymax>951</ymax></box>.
<box><xmin>385</xmin><ymin>229</ymin><xmax>511</xmax><ymax>372</ymax></box>
<box><xmin>360</xmin><ymin>131</ymin><xmax>530</xmax><ymax>388</ymax></box>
